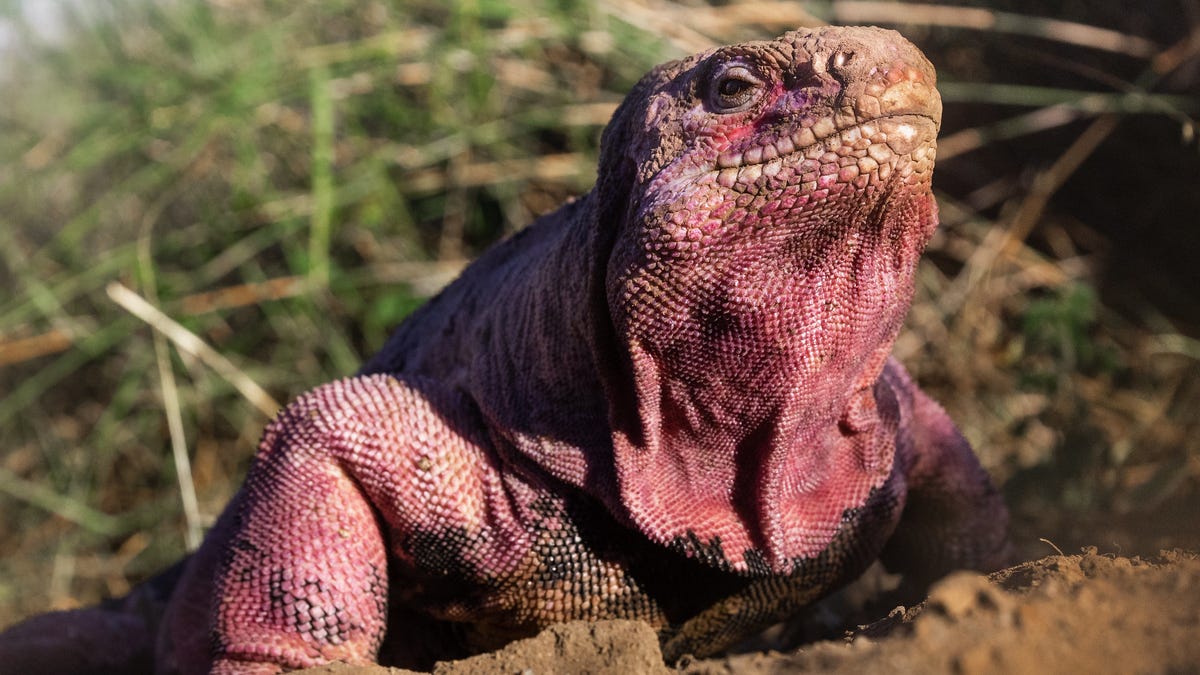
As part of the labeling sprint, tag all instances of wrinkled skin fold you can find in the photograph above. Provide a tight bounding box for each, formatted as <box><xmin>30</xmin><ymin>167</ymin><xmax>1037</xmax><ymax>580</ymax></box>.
<box><xmin>0</xmin><ymin>26</ymin><xmax>1011</xmax><ymax>674</ymax></box>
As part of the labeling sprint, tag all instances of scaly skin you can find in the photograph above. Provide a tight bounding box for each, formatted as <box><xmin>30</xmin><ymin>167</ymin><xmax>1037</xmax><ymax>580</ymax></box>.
<box><xmin>0</xmin><ymin>26</ymin><xmax>1010</xmax><ymax>674</ymax></box>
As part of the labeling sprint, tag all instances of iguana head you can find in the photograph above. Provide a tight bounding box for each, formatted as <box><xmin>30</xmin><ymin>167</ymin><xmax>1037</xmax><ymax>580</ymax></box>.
<box><xmin>594</xmin><ymin>26</ymin><xmax>942</xmax><ymax>573</ymax></box>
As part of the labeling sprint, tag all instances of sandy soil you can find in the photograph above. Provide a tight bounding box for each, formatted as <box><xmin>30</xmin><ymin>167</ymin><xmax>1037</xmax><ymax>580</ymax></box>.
<box><xmin>293</xmin><ymin>548</ymin><xmax>1200</xmax><ymax>675</ymax></box>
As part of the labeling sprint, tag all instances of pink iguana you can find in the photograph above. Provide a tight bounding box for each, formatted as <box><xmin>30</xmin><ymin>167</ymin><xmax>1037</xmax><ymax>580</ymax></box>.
<box><xmin>0</xmin><ymin>25</ymin><xmax>1010</xmax><ymax>674</ymax></box>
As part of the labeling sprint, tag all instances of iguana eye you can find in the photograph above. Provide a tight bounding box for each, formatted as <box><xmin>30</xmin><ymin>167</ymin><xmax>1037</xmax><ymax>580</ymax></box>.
<box><xmin>708</xmin><ymin>63</ymin><xmax>764</xmax><ymax>113</ymax></box>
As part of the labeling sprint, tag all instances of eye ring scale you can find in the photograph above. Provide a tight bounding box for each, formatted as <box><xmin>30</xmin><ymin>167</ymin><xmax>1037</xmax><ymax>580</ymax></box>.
<box><xmin>707</xmin><ymin>62</ymin><xmax>766</xmax><ymax>113</ymax></box>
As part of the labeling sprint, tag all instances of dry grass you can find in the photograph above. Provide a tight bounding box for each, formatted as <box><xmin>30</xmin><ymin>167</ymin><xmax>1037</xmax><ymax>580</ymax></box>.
<box><xmin>1</xmin><ymin>0</ymin><xmax>1198</xmax><ymax>627</ymax></box>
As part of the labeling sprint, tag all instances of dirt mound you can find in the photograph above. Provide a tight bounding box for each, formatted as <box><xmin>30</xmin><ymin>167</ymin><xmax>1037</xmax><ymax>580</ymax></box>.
<box><xmin>297</xmin><ymin>620</ymin><xmax>668</xmax><ymax>675</ymax></box>
<box><xmin>697</xmin><ymin>549</ymin><xmax>1200</xmax><ymax>674</ymax></box>
<box><xmin>297</xmin><ymin>549</ymin><xmax>1200</xmax><ymax>674</ymax></box>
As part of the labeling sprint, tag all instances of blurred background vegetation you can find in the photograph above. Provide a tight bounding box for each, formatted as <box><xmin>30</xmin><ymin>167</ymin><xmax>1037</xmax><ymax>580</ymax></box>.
<box><xmin>0</xmin><ymin>0</ymin><xmax>1197</xmax><ymax>628</ymax></box>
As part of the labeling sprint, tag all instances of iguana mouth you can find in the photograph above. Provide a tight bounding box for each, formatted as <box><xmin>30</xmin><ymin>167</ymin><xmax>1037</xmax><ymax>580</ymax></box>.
<box><xmin>649</xmin><ymin>113</ymin><xmax>937</xmax><ymax>207</ymax></box>
<box><xmin>704</xmin><ymin>113</ymin><xmax>938</xmax><ymax>195</ymax></box>
<box><xmin>714</xmin><ymin>112</ymin><xmax>939</xmax><ymax>173</ymax></box>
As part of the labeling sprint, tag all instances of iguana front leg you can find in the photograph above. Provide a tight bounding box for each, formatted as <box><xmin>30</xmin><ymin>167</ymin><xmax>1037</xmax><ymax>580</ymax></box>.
<box><xmin>879</xmin><ymin>359</ymin><xmax>1013</xmax><ymax>583</ymax></box>
<box><xmin>163</xmin><ymin>374</ymin><xmax>515</xmax><ymax>674</ymax></box>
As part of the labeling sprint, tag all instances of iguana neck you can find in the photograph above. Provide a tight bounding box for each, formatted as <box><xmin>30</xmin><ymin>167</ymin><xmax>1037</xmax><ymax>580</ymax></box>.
<box><xmin>598</xmin><ymin>175</ymin><xmax>938</xmax><ymax>573</ymax></box>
